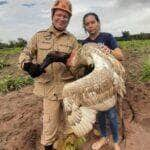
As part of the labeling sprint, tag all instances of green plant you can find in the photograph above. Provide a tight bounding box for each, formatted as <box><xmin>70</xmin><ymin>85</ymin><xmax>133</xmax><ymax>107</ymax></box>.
<box><xmin>64</xmin><ymin>136</ymin><xmax>86</xmax><ymax>150</ymax></box>
<box><xmin>140</xmin><ymin>58</ymin><xmax>150</xmax><ymax>82</ymax></box>
<box><xmin>0</xmin><ymin>47</ymin><xmax>22</xmax><ymax>55</ymax></box>
<box><xmin>0</xmin><ymin>59</ymin><xmax>6</xmax><ymax>70</ymax></box>
<box><xmin>0</xmin><ymin>59</ymin><xmax>9</xmax><ymax>70</ymax></box>
<box><xmin>119</xmin><ymin>40</ymin><xmax>150</xmax><ymax>54</ymax></box>
<box><xmin>74</xmin><ymin>136</ymin><xmax>86</xmax><ymax>149</ymax></box>
<box><xmin>0</xmin><ymin>75</ymin><xmax>34</xmax><ymax>94</ymax></box>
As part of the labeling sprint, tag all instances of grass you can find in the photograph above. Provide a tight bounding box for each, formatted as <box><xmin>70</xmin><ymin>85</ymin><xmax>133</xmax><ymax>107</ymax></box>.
<box><xmin>0</xmin><ymin>47</ymin><xmax>22</xmax><ymax>55</ymax></box>
<box><xmin>119</xmin><ymin>40</ymin><xmax>150</xmax><ymax>83</ymax></box>
<box><xmin>119</xmin><ymin>39</ymin><xmax>150</xmax><ymax>49</ymax></box>
<box><xmin>140</xmin><ymin>58</ymin><xmax>150</xmax><ymax>82</ymax></box>
<box><xmin>0</xmin><ymin>75</ymin><xmax>34</xmax><ymax>94</ymax></box>
<box><xmin>0</xmin><ymin>59</ymin><xmax>9</xmax><ymax>70</ymax></box>
<box><xmin>119</xmin><ymin>40</ymin><xmax>150</xmax><ymax>56</ymax></box>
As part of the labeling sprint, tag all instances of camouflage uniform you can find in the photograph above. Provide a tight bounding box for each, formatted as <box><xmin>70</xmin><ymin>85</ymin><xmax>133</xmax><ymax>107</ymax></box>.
<box><xmin>19</xmin><ymin>25</ymin><xmax>79</xmax><ymax>146</ymax></box>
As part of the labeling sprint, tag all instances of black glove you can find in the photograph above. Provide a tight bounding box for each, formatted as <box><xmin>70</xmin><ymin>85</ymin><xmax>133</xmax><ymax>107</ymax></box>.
<box><xmin>23</xmin><ymin>62</ymin><xmax>45</xmax><ymax>78</ymax></box>
<box><xmin>40</xmin><ymin>51</ymin><xmax>70</xmax><ymax>70</ymax></box>
<box><xmin>23</xmin><ymin>52</ymin><xmax>70</xmax><ymax>78</ymax></box>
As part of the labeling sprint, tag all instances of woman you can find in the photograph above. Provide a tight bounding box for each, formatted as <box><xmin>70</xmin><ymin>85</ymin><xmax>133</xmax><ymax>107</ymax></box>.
<box><xmin>82</xmin><ymin>12</ymin><xmax>124</xmax><ymax>150</ymax></box>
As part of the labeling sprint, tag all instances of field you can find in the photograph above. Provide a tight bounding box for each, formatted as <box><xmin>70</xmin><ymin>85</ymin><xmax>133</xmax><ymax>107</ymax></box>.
<box><xmin>0</xmin><ymin>40</ymin><xmax>150</xmax><ymax>150</ymax></box>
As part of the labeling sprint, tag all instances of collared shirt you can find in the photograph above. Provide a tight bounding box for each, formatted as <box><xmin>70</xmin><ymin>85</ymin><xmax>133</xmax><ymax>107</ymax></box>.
<box><xmin>48</xmin><ymin>26</ymin><xmax>69</xmax><ymax>37</ymax></box>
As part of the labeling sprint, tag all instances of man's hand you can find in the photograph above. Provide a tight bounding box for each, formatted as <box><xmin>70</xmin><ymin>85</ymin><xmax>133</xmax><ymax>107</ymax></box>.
<box><xmin>23</xmin><ymin>62</ymin><xmax>45</xmax><ymax>78</ymax></box>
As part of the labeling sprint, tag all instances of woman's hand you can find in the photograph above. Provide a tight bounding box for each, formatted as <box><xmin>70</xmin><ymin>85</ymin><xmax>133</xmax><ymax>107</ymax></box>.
<box><xmin>100</xmin><ymin>45</ymin><xmax>111</xmax><ymax>55</ymax></box>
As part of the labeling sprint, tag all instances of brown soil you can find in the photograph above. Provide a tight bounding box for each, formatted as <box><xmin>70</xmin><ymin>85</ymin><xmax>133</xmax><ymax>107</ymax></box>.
<box><xmin>0</xmin><ymin>86</ymin><xmax>43</xmax><ymax>150</ymax></box>
<box><xmin>0</xmin><ymin>50</ymin><xmax>150</xmax><ymax>150</ymax></box>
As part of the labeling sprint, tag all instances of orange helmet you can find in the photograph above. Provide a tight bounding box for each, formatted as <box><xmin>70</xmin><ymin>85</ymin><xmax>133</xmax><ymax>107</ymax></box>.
<box><xmin>52</xmin><ymin>0</ymin><xmax>72</xmax><ymax>16</ymax></box>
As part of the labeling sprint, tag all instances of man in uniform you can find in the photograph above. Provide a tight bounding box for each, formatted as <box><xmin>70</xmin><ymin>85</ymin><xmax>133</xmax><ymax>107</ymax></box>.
<box><xmin>19</xmin><ymin>0</ymin><xmax>79</xmax><ymax>149</ymax></box>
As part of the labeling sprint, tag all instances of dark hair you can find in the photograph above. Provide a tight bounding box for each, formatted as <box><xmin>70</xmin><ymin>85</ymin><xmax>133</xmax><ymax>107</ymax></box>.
<box><xmin>83</xmin><ymin>12</ymin><xmax>100</xmax><ymax>32</ymax></box>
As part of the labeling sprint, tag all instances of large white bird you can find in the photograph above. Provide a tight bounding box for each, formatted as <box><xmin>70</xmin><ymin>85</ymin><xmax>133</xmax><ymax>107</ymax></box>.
<box><xmin>62</xmin><ymin>43</ymin><xmax>126</xmax><ymax>137</ymax></box>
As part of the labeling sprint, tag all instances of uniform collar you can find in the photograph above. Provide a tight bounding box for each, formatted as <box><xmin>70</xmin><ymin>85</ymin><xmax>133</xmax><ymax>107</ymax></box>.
<box><xmin>48</xmin><ymin>25</ymin><xmax>69</xmax><ymax>37</ymax></box>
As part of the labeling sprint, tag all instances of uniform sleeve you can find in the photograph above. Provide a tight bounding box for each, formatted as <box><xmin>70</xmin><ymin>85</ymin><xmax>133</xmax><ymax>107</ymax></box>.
<box><xmin>18</xmin><ymin>34</ymin><xmax>38</xmax><ymax>68</ymax></box>
<box><xmin>72</xmin><ymin>36</ymin><xmax>81</xmax><ymax>51</ymax></box>
<box><xmin>68</xmin><ymin>38</ymin><xmax>88</xmax><ymax>79</ymax></box>
<box><xmin>71</xmin><ymin>37</ymin><xmax>83</xmax><ymax>66</ymax></box>
<box><xmin>108</xmin><ymin>34</ymin><xmax>118</xmax><ymax>50</ymax></box>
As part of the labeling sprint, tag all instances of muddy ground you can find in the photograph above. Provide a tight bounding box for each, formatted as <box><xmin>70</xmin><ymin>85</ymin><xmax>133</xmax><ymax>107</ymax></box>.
<box><xmin>0</xmin><ymin>47</ymin><xmax>150</xmax><ymax>150</ymax></box>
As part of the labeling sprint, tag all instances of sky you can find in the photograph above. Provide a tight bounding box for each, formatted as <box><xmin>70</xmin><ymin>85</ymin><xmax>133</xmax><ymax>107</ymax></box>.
<box><xmin>0</xmin><ymin>0</ymin><xmax>150</xmax><ymax>42</ymax></box>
